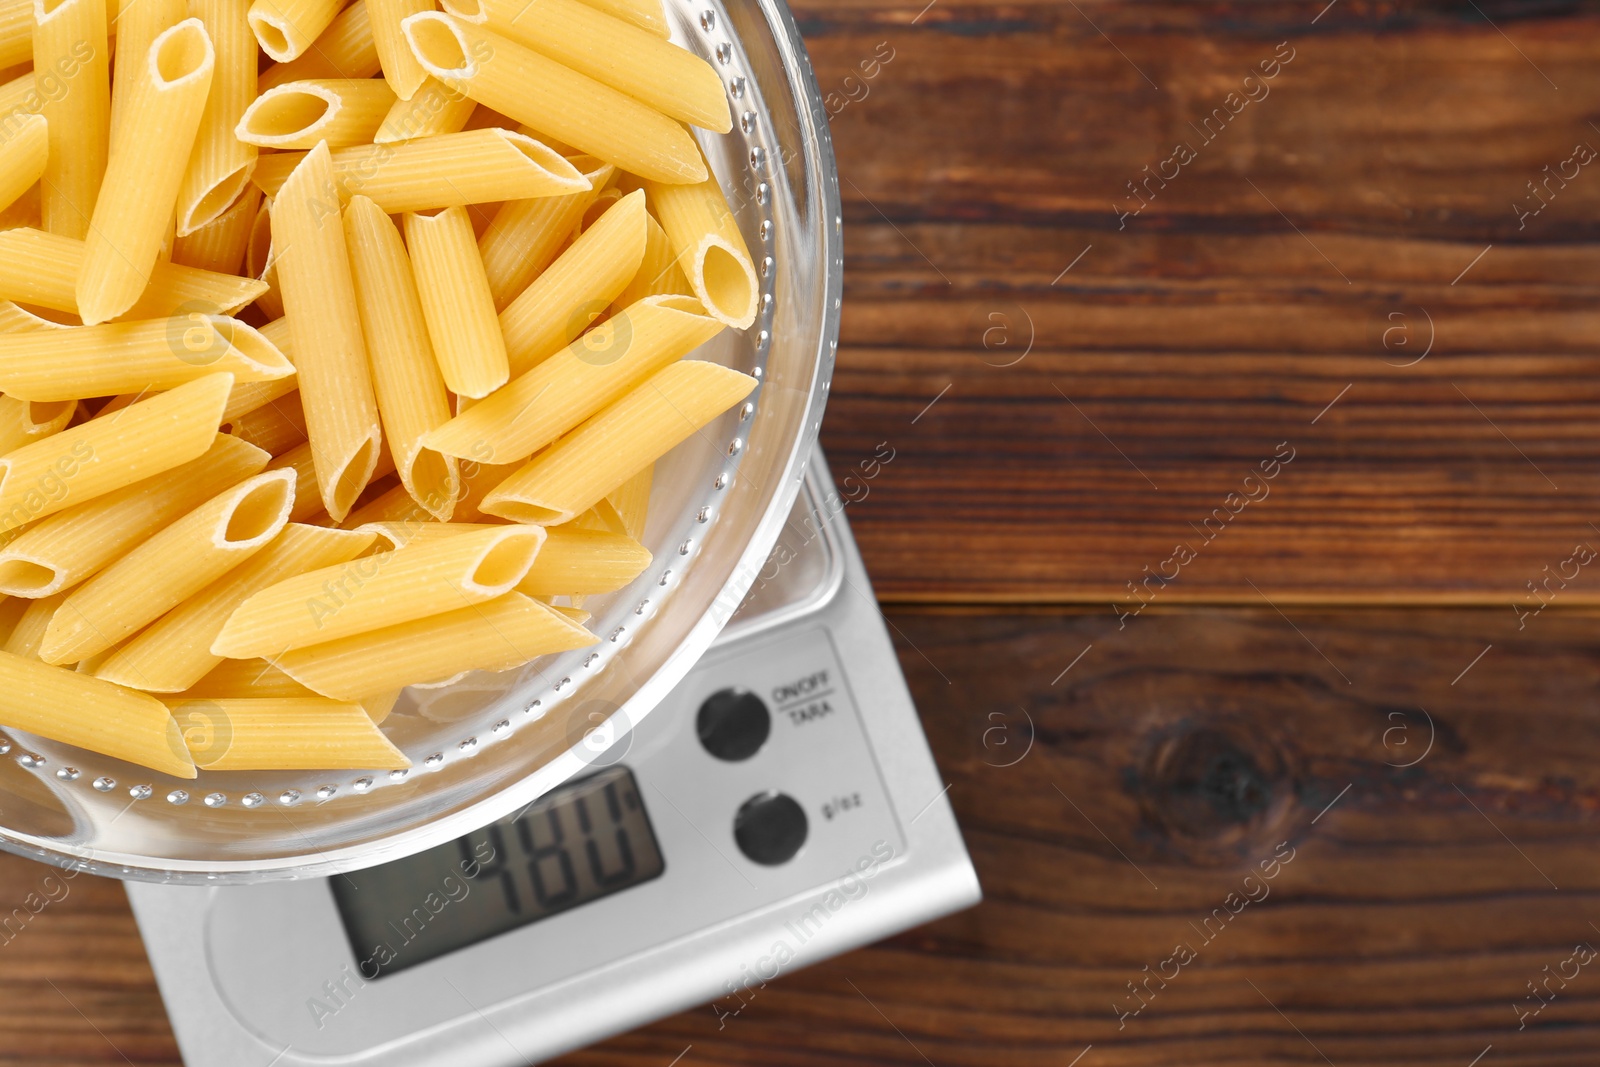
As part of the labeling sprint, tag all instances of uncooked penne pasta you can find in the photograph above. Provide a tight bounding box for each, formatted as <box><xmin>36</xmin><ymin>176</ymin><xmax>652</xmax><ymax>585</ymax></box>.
<box><xmin>165</xmin><ymin>696</ymin><xmax>407</xmax><ymax>768</ymax></box>
<box><xmin>603</xmin><ymin>463</ymin><xmax>652</xmax><ymax>539</ymax></box>
<box><xmin>264</xmin><ymin>442</ymin><xmax>322</xmax><ymax>521</ymax></box>
<box><xmin>405</xmin><ymin>206</ymin><xmax>508</xmax><ymax>399</ymax></box>
<box><xmin>40</xmin><ymin>468</ymin><xmax>296</xmax><ymax>664</ymax></box>
<box><xmin>236</xmin><ymin>77</ymin><xmax>397</xmax><ymax>148</ymax></box>
<box><xmin>402</xmin><ymin>12</ymin><xmax>706</xmax><ymax>184</ymax></box>
<box><xmin>0</xmin><ymin>372</ymin><xmax>232</xmax><ymax>529</ymax></box>
<box><xmin>272</xmin><ymin>143</ymin><xmax>383</xmax><ymax>520</ymax></box>
<box><xmin>226</xmin><ymin>389</ymin><xmax>306</xmax><ymax>454</ymax></box>
<box><xmin>34</xmin><ymin>0</ymin><xmax>111</xmax><ymax>239</ymax></box>
<box><xmin>0</xmin><ymin>316</ymin><xmax>292</xmax><ymax>401</ymax></box>
<box><xmin>0</xmin><ymin>651</ymin><xmax>194</xmax><ymax>775</ymax></box>
<box><xmin>344</xmin><ymin>195</ymin><xmax>459</xmax><ymax>520</ymax></box>
<box><xmin>0</xmin><ymin>433</ymin><xmax>267</xmax><ymax>597</ymax></box>
<box><xmin>498</xmin><ymin>188</ymin><xmax>647</xmax><ymax>375</ymax></box>
<box><xmin>215</xmin><ymin>524</ymin><xmax>545</xmax><ymax>656</ymax></box>
<box><xmin>0</xmin><ymin>0</ymin><xmax>30</xmax><ymax>68</ymax></box>
<box><xmin>107</xmin><ymin>0</ymin><xmax>184</xmax><ymax>138</ymax></box>
<box><xmin>256</xmin><ymin>0</ymin><xmax>378</xmax><ymax>89</ymax></box>
<box><xmin>483</xmin><ymin>359</ymin><xmax>756</xmax><ymax>523</ymax></box>
<box><xmin>357</xmin><ymin>519</ymin><xmax>495</xmax><ymax>551</ymax></box>
<box><xmin>248</xmin><ymin>0</ymin><xmax>342</xmax><ymax>62</ymax></box>
<box><xmin>612</xmin><ymin>213</ymin><xmax>691</xmax><ymax>310</ymax></box>
<box><xmin>182</xmin><ymin>656</ymin><xmax>310</xmax><ymax>697</ymax></box>
<box><xmin>374</xmin><ymin>78</ymin><xmax>476</xmax><ymax>143</ymax></box>
<box><xmin>515</xmin><ymin>526</ymin><xmax>650</xmax><ymax>595</ymax></box>
<box><xmin>441</xmin><ymin>0</ymin><xmax>730</xmax><ymax>131</ymax></box>
<box><xmin>177</xmin><ymin>0</ymin><xmax>259</xmax><ymax>235</ymax></box>
<box><xmin>97</xmin><ymin>523</ymin><xmax>375</xmax><ymax>691</ymax></box>
<box><xmin>430</xmin><ymin>293</ymin><xmax>723</xmax><ymax>464</ymax></box>
<box><xmin>78</xmin><ymin>19</ymin><xmax>216</xmax><ymax>325</ymax></box>
<box><xmin>338</xmin><ymin>477</ymin><xmax>421</xmax><ymax>527</ymax></box>
<box><xmin>647</xmin><ymin>163</ymin><xmax>759</xmax><ymax>329</ymax></box>
<box><xmin>573</xmin><ymin>0</ymin><xmax>666</xmax><ymax>38</ymax></box>
<box><xmin>2</xmin><ymin>591</ymin><xmax>60</xmax><ymax>657</ymax></box>
<box><xmin>275</xmin><ymin>591</ymin><xmax>596</xmax><ymax>699</ymax></box>
<box><xmin>250</xmin><ymin>129</ymin><xmax>590</xmax><ymax>211</ymax></box>
<box><xmin>367</xmin><ymin>0</ymin><xmax>429</xmax><ymax>100</ymax></box>
<box><xmin>245</xmin><ymin>194</ymin><xmax>284</xmax><ymax>318</ymax></box>
<box><xmin>171</xmin><ymin>184</ymin><xmax>261</xmax><ymax>275</ymax></box>
<box><xmin>0</xmin><ymin>396</ymin><xmax>74</xmax><ymax>455</ymax></box>
<box><xmin>0</xmin><ymin>228</ymin><xmax>266</xmax><ymax>318</ymax></box>
<box><xmin>479</xmin><ymin>156</ymin><xmax>613</xmax><ymax>309</ymax></box>
<box><xmin>0</xmin><ymin>113</ymin><xmax>45</xmax><ymax>215</ymax></box>
<box><xmin>221</xmin><ymin>351</ymin><xmax>300</xmax><ymax>423</ymax></box>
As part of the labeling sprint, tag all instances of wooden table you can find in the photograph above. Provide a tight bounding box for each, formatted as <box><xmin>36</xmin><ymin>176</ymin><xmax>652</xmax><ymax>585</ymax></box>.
<box><xmin>9</xmin><ymin>1</ymin><xmax>1600</xmax><ymax>1064</ymax></box>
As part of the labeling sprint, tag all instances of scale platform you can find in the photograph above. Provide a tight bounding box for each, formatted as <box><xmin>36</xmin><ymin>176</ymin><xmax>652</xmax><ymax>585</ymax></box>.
<box><xmin>126</xmin><ymin>448</ymin><xmax>981</xmax><ymax>1066</ymax></box>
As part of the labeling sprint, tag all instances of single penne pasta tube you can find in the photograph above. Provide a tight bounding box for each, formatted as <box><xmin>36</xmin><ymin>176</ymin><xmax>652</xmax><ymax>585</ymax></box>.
<box><xmin>0</xmin><ymin>433</ymin><xmax>267</xmax><ymax>597</ymax></box>
<box><xmin>108</xmin><ymin>0</ymin><xmax>185</xmax><ymax>137</ymax></box>
<box><xmin>404</xmin><ymin>205</ymin><xmax>508</xmax><ymax>399</ymax></box>
<box><xmin>430</xmin><ymin>293</ymin><xmax>722</xmax><ymax>463</ymax></box>
<box><xmin>344</xmin><ymin>195</ymin><xmax>459</xmax><ymax>520</ymax></box>
<box><xmin>251</xmin><ymin>128</ymin><xmax>589</xmax><ymax>211</ymax></box>
<box><xmin>34</xmin><ymin>0</ymin><xmax>111</xmax><ymax>239</ymax></box>
<box><xmin>225</xmin><ymin>391</ymin><xmax>307</xmax><ymax>455</ymax></box>
<box><xmin>483</xmin><ymin>359</ymin><xmax>756</xmax><ymax>523</ymax></box>
<box><xmin>0</xmin><ymin>227</ymin><xmax>265</xmax><ymax>318</ymax></box>
<box><xmin>479</xmin><ymin>156</ymin><xmax>613</xmax><ymax>309</ymax></box>
<box><xmin>498</xmin><ymin>188</ymin><xmax>647</xmax><ymax>375</ymax></box>
<box><xmin>612</xmin><ymin>213</ymin><xmax>691</xmax><ymax>309</ymax></box>
<box><xmin>265</xmin><ymin>442</ymin><xmax>322</xmax><ymax>521</ymax></box>
<box><xmin>236</xmin><ymin>77</ymin><xmax>397</xmax><ymax>148</ymax></box>
<box><xmin>374</xmin><ymin>78</ymin><xmax>476</xmax><ymax>143</ymax></box>
<box><xmin>646</xmin><ymin>164</ymin><xmax>759</xmax><ymax>329</ymax></box>
<box><xmin>176</xmin><ymin>0</ymin><xmax>258</xmax><ymax>235</ymax></box>
<box><xmin>0</xmin><ymin>316</ymin><xmax>292</xmax><ymax>400</ymax></box>
<box><xmin>272</xmin><ymin>143</ymin><xmax>384</xmax><ymax>520</ymax></box>
<box><xmin>165</xmin><ymin>696</ymin><xmax>407</xmax><ymax>769</ymax></box>
<box><xmin>0</xmin><ymin>113</ymin><xmax>45</xmax><ymax>215</ymax></box>
<box><xmin>182</xmin><ymin>656</ymin><xmax>310</xmax><ymax>697</ymax></box>
<box><xmin>3</xmin><ymin>591</ymin><xmax>61</xmax><ymax>657</ymax></box>
<box><xmin>0</xmin><ymin>372</ymin><xmax>232</xmax><ymax>529</ymax></box>
<box><xmin>573</xmin><ymin>0</ymin><xmax>666</xmax><ymax>37</ymax></box>
<box><xmin>367</xmin><ymin>0</ymin><xmax>429</xmax><ymax>99</ymax></box>
<box><xmin>276</xmin><ymin>590</ymin><xmax>596</xmax><ymax>699</ymax></box>
<box><xmin>402</xmin><ymin>13</ymin><xmax>706</xmax><ymax>184</ymax></box>
<box><xmin>602</xmin><ymin>462</ymin><xmax>652</xmax><ymax>539</ymax></box>
<box><xmin>96</xmin><ymin>523</ymin><xmax>375</xmax><ymax>691</ymax></box>
<box><xmin>171</xmin><ymin>184</ymin><xmax>261</xmax><ymax>275</ymax></box>
<box><xmin>0</xmin><ymin>395</ymin><xmax>74</xmax><ymax>455</ymax></box>
<box><xmin>256</xmin><ymin>0</ymin><xmax>378</xmax><ymax>89</ymax></box>
<box><xmin>77</xmin><ymin>18</ymin><xmax>216</xmax><ymax>326</ymax></box>
<box><xmin>0</xmin><ymin>651</ymin><xmax>195</xmax><ymax>776</ymax></box>
<box><xmin>40</xmin><ymin>468</ymin><xmax>296</xmax><ymax>665</ymax></box>
<box><xmin>248</xmin><ymin>0</ymin><xmax>342</xmax><ymax>62</ymax></box>
<box><xmin>515</xmin><ymin>526</ymin><xmax>650</xmax><ymax>595</ymax></box>
<box><xmin>214</xmin><ymin>524</ymin><xmax>546</xmax><ymax>657</ymax></box>
<box><xmin>0</xmin><ymin>0</ymin><xmax>30</xmax><ymax>67</ymax></box>
<box><xmin>441</xmin><ymin>0</ymin><xmax>730</xmax><ymax>132</ymax></box>
<box><xmin>356</xmin><ymin>519</ymin><xmax>495</xmax><ymax>551</ymax></box>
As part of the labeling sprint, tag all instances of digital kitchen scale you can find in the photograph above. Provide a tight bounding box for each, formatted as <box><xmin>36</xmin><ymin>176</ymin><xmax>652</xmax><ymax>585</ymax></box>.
<box><xmin>126</xmin><ymin>448</ymin><xmax>981</xmax><ymax>1066</ymax></box>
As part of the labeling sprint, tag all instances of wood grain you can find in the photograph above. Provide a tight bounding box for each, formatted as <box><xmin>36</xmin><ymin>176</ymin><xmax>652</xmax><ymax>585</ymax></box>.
<box><xmin>811</xmin><ymin>1</ymin><xmax>1600</xmax><ymax>602</ymax></box>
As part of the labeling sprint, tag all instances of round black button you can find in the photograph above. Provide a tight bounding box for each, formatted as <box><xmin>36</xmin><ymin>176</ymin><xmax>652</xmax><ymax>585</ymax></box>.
<box><xmin>696</xmin><ymin>687</ymin><xmax>770</xmax><ymax>762</ymax></box>
<box><xmin>733</xmin><ymin>791</ymin><xmax>808</xmax><ymax>866</ymax></box>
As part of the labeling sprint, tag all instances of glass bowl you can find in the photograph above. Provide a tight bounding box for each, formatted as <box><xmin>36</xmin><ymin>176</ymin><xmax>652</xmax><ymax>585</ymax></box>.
<box><xmin>0</xmin><ymin>0</ymin><xmax>842</xmax><ymax>882</ymax></box>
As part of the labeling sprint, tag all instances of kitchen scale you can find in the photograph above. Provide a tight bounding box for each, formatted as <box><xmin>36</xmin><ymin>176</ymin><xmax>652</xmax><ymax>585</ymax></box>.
<box><xmin>125</xmin><ymin>447</ymin><xmax>981</xmax><ymax>1066</ymax></box>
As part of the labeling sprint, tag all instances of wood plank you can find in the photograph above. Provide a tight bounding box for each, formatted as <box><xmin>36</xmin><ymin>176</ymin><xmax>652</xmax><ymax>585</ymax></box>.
<box><xmin>797</xmin><ymin>5</ymin><xmax>1600</xmax><ymax>601</ymax></box>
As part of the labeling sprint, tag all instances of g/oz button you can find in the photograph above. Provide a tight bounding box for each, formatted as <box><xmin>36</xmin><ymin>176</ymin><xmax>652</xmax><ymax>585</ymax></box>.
<box><xmin>733</xmin><ymin>791</ymin><xmax>808</xmax><ymax>865</ymax></box>
<box><xmin>696</xmin><ymin>687</ymin><xmax>770</xmax><ymax>761</ymax></box>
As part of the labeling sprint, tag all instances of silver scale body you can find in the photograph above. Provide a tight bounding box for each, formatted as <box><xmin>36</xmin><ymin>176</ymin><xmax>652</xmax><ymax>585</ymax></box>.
<box><xmin>125</xmin><ymin>449</ymin><xmax>981</xmax><ymax>1066</ymax></box>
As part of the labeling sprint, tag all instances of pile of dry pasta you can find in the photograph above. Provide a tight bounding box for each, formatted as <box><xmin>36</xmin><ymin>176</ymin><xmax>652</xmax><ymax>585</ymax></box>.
<box><xmin>0</xmin><ymin>0</ymin><xmax>759</xmax><ymax>778</ymax></box>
